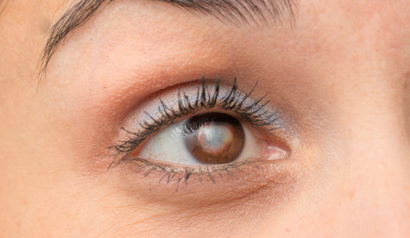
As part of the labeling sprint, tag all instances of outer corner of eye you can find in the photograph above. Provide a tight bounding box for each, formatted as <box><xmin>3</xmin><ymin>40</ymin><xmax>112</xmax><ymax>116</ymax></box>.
<box><xmin>242</xmin><ymin>124</ymin><xmax>291</xmax><ymax>162</ymax></box>
<box><xmin>263</xmin><ymin>142</ymin><xmax>291</xmax><ymax>161</ymax></box>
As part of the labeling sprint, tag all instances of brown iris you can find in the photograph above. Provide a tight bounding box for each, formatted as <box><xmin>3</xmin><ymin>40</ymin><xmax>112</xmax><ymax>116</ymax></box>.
<box><xmin>184</xmin><ymin>113</ymin><xmax>245</xmax><ymax>164</ymax></box>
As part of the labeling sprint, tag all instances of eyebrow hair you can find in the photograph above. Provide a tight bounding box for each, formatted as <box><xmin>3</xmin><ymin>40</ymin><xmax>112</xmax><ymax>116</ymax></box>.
<box><xmin>0</xmin><ymin>0</ymin><xmax>9</xmax><ymax>16</ymax></box>
<box><xmin>41</xmin><ymin>0</ymin><xmax>296</xmax><ymax>72</ymax></box>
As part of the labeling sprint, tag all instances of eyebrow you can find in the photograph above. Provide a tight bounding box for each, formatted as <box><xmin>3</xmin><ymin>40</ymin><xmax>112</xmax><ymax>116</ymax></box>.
<box><xmin>41</xmin><ymin>0</ymin><xmax>296</xmax><ymax>72</ymax></box>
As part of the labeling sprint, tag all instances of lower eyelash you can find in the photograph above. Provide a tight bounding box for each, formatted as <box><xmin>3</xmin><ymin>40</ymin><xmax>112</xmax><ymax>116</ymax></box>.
<box><xmin>121</xmin><ymin>156</ymin><xmax>264</xmax><ymax>187</ymax></box>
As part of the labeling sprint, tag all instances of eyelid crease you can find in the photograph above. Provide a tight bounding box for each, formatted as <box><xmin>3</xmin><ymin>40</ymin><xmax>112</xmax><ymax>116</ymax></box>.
<box><xmin>109</xmin><ymin>77</ymin><xmax>282</xmax><ymax>167</ymax></box>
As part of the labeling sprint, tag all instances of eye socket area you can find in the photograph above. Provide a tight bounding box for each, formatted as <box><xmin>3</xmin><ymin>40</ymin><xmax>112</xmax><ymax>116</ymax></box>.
<box><xmin>126</xmin><ymin>111</ymin><xmax>290</xmax><ymax>176</ymax></box>
<box><xmin>129</xmin><ymin>111</ymin><xmax>288</xmax><ymax>168</ymax></box>
<box><xmin>110</xmin><ymin>79</ymin><xmax>296</xmax><ymax>207</ymax></box>
<box><xmin>116</xmin><ymin>111</ymin><xmax>293</xmax><ymax>207</ymax></box>
<box><xmin>115</xmin><ymin>113</ymin><xmax>293</xmax><ymax>208</ymax></box>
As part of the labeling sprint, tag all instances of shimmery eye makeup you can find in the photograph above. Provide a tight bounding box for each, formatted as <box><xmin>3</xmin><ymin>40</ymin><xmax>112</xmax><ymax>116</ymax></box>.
<box><xmin>109</xmin><ymin>77</ymin><xmax>290</xmax><ymax>188</ymax></box>
<box><xmin>112</xmin><ymin>78</ymin><xmax>282</xmax><ymax>154</ymax></box>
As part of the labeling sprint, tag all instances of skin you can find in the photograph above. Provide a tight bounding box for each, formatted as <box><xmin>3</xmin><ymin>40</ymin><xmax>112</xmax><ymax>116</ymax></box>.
<box><xmin>0</xmin><ymin>0</ymin><xmax>409</xmax><ymax>237</ymax></box>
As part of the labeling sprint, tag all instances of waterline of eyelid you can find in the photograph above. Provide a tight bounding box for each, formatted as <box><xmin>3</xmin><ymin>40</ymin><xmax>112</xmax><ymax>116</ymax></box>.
<box><xmin>122</xmin><ymin>156</ymin><xmax>290</xmax><ymax>186</ymax></box>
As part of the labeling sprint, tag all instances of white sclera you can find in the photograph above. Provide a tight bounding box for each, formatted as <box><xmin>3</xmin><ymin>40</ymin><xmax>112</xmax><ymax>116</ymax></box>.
<box><xmin>138</xmin><ymin>118</ymin><xmax>260</xmax><ymax>165</ymax></box>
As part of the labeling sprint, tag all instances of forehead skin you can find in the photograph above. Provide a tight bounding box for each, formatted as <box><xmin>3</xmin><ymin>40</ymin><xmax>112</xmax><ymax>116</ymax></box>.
<box><xmin>0</xmin><ymin>0</ymin><xmax>408</xmax><ymax>83</ymax></box>
<box><xmin>0</xmin><ymin>0</ymin><xmax>409</xmax><ymax>237</ymax></box>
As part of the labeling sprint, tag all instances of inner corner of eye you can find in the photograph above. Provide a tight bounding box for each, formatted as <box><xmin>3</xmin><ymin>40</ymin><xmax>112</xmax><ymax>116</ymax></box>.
<box><xmin>134</xmin><ymin>111</ymin><xmax>288</xmax><ymax>166</ymax></box>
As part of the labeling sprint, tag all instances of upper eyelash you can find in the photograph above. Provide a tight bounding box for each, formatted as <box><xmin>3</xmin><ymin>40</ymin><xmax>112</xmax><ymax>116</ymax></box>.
<box><xmin>111</xmin><ymin>77</ymin><xmax>281</xmax><ymax>159</ymax></box>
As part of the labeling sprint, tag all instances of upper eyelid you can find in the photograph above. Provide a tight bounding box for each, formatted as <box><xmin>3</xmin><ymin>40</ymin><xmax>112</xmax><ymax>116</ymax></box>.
<box><xmin>137</xmin><ymin>78</ymin><xmax>281</xmax><ymax>129</ymax></box>
<box><xmin>111</xmin><ymin>77</ymin><xmax>283</xmax><ymax>158</ymax></box>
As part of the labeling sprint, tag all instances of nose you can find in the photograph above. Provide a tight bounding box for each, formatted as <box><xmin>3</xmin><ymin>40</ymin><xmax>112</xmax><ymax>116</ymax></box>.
<box><xmin>328</xmin><ymin>77</ymin><xmax>410</xmax><ymax>237</ymax></box>
<box><xmin>254</xmin><ymin>78</ymin><xmax>410</xmax><ymax>238</ymax></box>
<box><xmin>346</xmin><ymin>125</ymin><xmax>409</xmax><ymax>237</ymax></box>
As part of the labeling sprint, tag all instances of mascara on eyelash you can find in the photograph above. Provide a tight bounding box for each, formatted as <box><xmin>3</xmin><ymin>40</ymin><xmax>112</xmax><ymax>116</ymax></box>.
<box><xmin>111</xmin><ymin>77</ymin><xmax>282</xmax><ymax>159</ymax></box>
<box><xmin>122</xmin><ymin>157</ymin><xmax>262</xmax><ymax>186</ymax></box>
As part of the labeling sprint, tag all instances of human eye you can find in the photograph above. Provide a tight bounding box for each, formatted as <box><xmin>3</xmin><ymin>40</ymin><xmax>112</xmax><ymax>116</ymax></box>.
<box><xmin>109</xmin><ymin>78</ymin><xmax>296</xmax><ymax>205</ymax></box>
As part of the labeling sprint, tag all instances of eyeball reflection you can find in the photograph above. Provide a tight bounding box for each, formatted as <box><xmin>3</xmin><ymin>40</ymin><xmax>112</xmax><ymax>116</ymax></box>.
<box><xmin>184</xmin><ymin>113</ymin><xmax>245</xmax><ymax>164</ymax></box>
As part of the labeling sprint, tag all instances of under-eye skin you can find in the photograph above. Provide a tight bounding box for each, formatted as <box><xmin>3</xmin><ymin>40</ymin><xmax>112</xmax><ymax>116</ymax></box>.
<box><xmin>109</xmin><ymin>78</ymin><xmax>296</xmax><ymax>204</ymax></box>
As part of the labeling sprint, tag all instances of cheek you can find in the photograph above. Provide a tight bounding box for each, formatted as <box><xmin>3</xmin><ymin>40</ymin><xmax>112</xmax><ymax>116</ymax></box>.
<box><xmin>405</xmin><ymin>80</ymin><xmax>410</xmax><ymax>139</ymax></box>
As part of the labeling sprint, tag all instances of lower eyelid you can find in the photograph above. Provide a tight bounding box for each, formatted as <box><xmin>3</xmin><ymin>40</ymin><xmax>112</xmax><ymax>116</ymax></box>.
<box><xmin>113</xmin><ymin>157</ymin><xmax>298</xmax><ymax>208</ymax></box>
